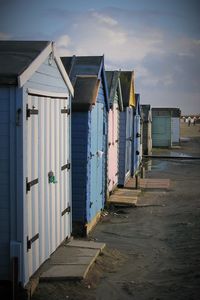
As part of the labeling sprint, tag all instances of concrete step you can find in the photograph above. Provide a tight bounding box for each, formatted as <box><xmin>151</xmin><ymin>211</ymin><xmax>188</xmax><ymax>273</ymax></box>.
<box><xmin>40</xmin><ymin>240</ymin><xmax>105</xmax><ymax>281</ymax></box>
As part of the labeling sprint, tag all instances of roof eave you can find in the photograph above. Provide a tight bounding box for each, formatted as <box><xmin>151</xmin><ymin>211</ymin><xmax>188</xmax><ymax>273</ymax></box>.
<box><xmin>17</xmin><ymin>41</ymin><xmax>52</xmax><ymax>88</ymax></box>
<box><xmin>17</xmin><ymin>42</ymin><xmax>74</xmax><ymax>96</ymax></box>
<box><xmin>100</xmin><ymin>57</ymin><xmax>109</xmax><ymax>111</ymax></box>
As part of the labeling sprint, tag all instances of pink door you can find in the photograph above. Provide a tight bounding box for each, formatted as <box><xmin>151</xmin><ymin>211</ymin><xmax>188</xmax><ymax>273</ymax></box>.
<box><xmin>108</xmin><ymin>103</ymin><xmax>119</xmax><ymax>192</ymax></box>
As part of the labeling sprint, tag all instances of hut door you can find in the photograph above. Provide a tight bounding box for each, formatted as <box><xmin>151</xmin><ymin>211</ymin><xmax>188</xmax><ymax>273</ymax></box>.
<box><xmin>135</xmin><ymin>115</ymin><xmax>141</xmax><ymax>170</ymax></box>
<box><xmin>126</xmin><ymin>108</ymin><xmax>132</xmax><ymax>174</ymax></box>
<box><xmin>96</xmin><ymin>103</ymin><xmax>104</xmax><ymax>211</ymax></box>
<box><xmin>26</xmin><ymin>92</ymin><xmax>71</xmax><ymax>281</ymax></box>
<box><xmin>90</xmin><ymin>105</ymin><xmax>98</xmax><ymax>220</ymax></box>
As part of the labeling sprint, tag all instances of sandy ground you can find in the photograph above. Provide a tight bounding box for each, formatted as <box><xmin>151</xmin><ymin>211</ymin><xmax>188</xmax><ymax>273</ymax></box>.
<box><xmin>33</xmin><ymin>122</ymin><xmax>200</xmax><ymax>300</ymax></box>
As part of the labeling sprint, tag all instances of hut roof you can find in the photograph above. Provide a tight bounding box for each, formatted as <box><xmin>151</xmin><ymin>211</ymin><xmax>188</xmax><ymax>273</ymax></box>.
<box><xmin>106</xmin><ymin>71</ymin><xmax>123</xmax><ymax>111</ymax></box>
<box><xmin>152</xmin><ymin>107</ymin><xmax>181</xmax><ymax>117</ymax></box>
<box><xmin>0</xmin><ymin>40</ymin><xmax>73</xmax><ymax>94</ymax></box>
<box><xmin>0</xmin><ymin>41</ymin><xmax>50</xmax><ymax>85</ymax></box>
<box><xmin>73</xmin><ymin>75</ymin><xmax>100</xmax><ymax>111</ymax></box>
<box><xmin>120</xmin><ymin>71</ymin><xmax>135</xmax><ymax>107</ymax></box>
<box><xmin>61</xmin><ymin>55</ymin><xmax>109</xmax><ymax>111</ymax></box>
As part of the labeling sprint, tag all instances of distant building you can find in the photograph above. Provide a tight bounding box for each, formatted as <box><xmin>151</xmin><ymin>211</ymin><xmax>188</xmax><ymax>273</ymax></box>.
<box><xmin>152</xmin><ymin>108</ymin><xmax>181</xmax><ymax>147</ymax></box>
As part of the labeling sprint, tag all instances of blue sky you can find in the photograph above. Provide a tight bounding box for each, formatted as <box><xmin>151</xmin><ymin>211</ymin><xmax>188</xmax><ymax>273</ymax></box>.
<box><xmin>0</xmin><ymin>0</ymin><xmax>200</xmax><ymax>114</ymax></box>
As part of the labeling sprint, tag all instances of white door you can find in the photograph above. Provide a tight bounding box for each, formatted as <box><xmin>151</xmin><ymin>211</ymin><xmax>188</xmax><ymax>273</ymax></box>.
<box><xmin>25</xmin><ymin>92</ymin><xmax>71</xmax><ymax>282</ymax></box>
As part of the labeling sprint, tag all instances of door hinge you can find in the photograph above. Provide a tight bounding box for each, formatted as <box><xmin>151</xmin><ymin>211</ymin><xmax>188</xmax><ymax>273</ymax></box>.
<box><xmin>136</xmin><ymin>132</ymin><xmax>141</xmax><ymax>138</ymax></box>
<box><xmin>61</xmin><ymin>107</ymin><xmax>70</xmax><ymax>115</ymax></box>
<box><xmin>26</xmin><ymin>104</ymin><xmax>38</xmax><ymax>119</ymax></box>
<box><xmin>27</xmin><ymin>233</ymin><xmax>39</xmax><ymax>251</ymax></box>
<box><xmin>61</xmin><ymin>162</ymin><xmax>71</xmax><ymax>171</ymax></box>
<box><xmin>61</xmin><ymin>206</ymin><xmax>71</xmax><ymax>216</ymax></box>
<box><xmin>26</xmin><ymin>177</ymin><xmax>39</xmax><ymax>193</ymax></box>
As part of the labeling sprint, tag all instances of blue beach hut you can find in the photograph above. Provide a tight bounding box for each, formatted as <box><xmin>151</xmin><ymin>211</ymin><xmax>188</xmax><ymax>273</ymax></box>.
<box><xmin>61</xmin><ymin>56</ymin><xmax>109</xmax><ymax>235</ymax></box>
<box><xmin>132</xmin><ymin>93</ymin><xmax>142</xmax><ymax>176</ymax></box>
<box><xmin>118</xmin><ymin>71</ymin><xmax>135</xmax><ymax>186</ymax></box>
<box><xmin>0</xmin><ymin>41</ymin><xmax>73</xmax><ymax>287</ymax></box>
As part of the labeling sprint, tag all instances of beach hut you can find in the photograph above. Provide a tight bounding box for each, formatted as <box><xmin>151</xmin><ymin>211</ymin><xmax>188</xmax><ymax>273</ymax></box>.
<box><xmin>141</xmin><ymin>104</ymin><xmax>152</xmax><ymax>155</ymax></box>
<box><xmin>132</xmin><ymin>93</ymin><xmax>142</xmax><ymax>176</ymax></box>
<box><xmin>152</xmin><ymin>108</ymin><xmax>181</xmax><ymax>148</ymax></box>
<box><xmin>0</xmin><ymin>41</ymin><xmax>73</xmax><ymax>287</ymax></box>
<box><xmin>106</xmin><ymin>71</ymin><xmax>123</xmax><ymax>194</ymax></box>
<box><xmin>61</xmin><ymin>56</ymin><xmax>109</xmax><ymax>235</ymax></box>
<box><xmin>152</xmin><ymin>108</ymin><xmax>172</xmax><ymax>147</ymax></box>
<box><xmin>118</xmin><ymin>71</ymin><xmax>135</xmax><ymax>186</ymax></box>
<box><xmin>171</xmin><ymin>108</ymin><xmax>181</xmax><ymax>145</ymax></box>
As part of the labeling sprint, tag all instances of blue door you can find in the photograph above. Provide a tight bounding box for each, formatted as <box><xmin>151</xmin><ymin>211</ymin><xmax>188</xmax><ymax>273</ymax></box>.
<box><xmin>88</xmin><ymin>103</ymin><xmax>104</xmax><ymax>222</ymax></box>
<box><xmin>135</xmin><ymin>115</ymin><xmax>141</xmax><ymax>170</ymax></box>
<box><xmin>96</xmin><ymin>103</ymin><xmax>104</xmax><ymax>212</ymax></box>
<box><xmin>125</xmin><ymin>108</ymin><xmax>132</xmax><ymax>176</ymax></box>
<box><xmin>89</xmin><ymin>105</ymin><xmax>98</xmax><ymax>222</ymax></box>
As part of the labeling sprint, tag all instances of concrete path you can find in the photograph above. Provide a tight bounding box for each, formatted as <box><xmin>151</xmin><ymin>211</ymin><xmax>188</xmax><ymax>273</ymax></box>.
<box><xmin>40</xmin><ymin>240</ymin><xmax>105</xmax><ymax>281</ymax></box>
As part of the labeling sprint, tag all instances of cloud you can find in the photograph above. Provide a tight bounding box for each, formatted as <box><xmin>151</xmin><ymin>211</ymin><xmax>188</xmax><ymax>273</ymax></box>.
<box><xmin>50</xmin><ymin>7</ymin><xmax>200</xmax><ymax>114</ymax></box>
<box><xmin>54</xmin><ymin>9</ymin><xmax>164</xmax><ymax>67</ymax></box>
<box><xmin>92</xmin><ymin>12</ymin><xmax>118</xmax><ymax>26</ymax></box>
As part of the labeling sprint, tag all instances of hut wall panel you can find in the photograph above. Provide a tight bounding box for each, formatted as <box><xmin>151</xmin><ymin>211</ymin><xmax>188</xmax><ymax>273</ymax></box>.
<box><xmin>97</xmin><ymin>83</ymin><xmax>107</xmax><ymax>208</ymax></box>
<box><xmin>172</xmin><ymin>117</ymin><xmax>180</xmax><ymax>144</ymax></box>
<box><xmin>72</xmin><ymin>112</ymin><xmax>88</xmax><ymax>222</ymax></box>
<box><xmin>0</xmin><ymin>87</ymin><xmax>10</xmax><ymax>279</ymax></box>
<box><xmin>118</xmin><ymin>111</ymin><xmax>126</xmax><ymax>185</ymax></box>
<box><xmin>26</xmin><ymin>57</ymin><xmax>67</xmax><ymax>93</ymax></box>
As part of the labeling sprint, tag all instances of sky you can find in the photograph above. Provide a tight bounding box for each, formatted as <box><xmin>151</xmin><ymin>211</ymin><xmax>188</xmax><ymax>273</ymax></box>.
<box><xmin>0</xmin><ymin>0</ymin><xmax>200</xmax><ymax>114</ymax></box>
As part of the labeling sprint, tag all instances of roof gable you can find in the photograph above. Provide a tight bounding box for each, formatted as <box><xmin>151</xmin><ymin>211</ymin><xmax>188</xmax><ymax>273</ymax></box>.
<box><xmin>0</xmin><ymin>40</ymin><xmax>73</xmax><ymax>95</ymax></box>
<box><xmin>106</xmin><ymin>71</ymin><xmax>123</xmax><ymax>111</ymax></box>
<box><xmin>120</xmin><ymin>71</ymin><xmax>136</xmax><ymax>107</ymax></box>
<box><xmin>61</xmin><ymin>55</ymin><xmax>109</xmax><ymax>110</ymax></box>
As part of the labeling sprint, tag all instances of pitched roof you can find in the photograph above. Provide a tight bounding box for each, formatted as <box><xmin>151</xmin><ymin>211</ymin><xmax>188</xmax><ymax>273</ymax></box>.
<box><xmin>141</xmin><ymin>104</ymin><xmax>152</xmax><ymax>122</ymax></box>
<box><xmin>106</xmin><ymin>70</ymin><xmax>123</xmax><ymax>111</ymax></box>
<box><xmin>120</xmin><ymin>71</ymin><xmax>135</xmax><ymax>107</ymax></box>
<box><xmin>73</xmin><ymin>76</ymin><xmax>100</xmax><ymax>111</ymax></box>
<box><xmin>61</xmin><ymin>56</ymin><xmax>103</xmax><ymax>84</ymax></box>
<box><xmin>0</xmin><ymin>41</ymin><xmax>50</xmax><ymax>85</ymax></box>
<box><xmin>0</xmin><ymin>41</ymin><xmax>74</xmax><ymax>94</ymax></box>
<box><xmin>61</xmin><ymin>55</ymin><xmax>109</xmax><ymax>111</ymax></box>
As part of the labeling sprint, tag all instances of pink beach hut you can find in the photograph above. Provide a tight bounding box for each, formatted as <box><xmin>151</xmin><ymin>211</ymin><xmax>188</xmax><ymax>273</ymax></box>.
<box><xmin>106</xmin><ymin>71</ymin><xmax>123</xmax><ymax>194</ymax></box>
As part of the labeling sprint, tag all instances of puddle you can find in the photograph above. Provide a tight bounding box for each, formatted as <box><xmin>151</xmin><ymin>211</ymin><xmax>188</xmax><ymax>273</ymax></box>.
<box><xmin>180</xmin><ymin>137</ymin><xmax>191</xmax><ymax>142</ymax></box>
<box><xmin>151</xmin><ymin>160</ymin><xmax>169</xmax><ymax>171</ymax></box>
<box><xmin>169</xmin><ymin>151</ymin><xmax>192</xmax><ymax>158</ymax></box>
